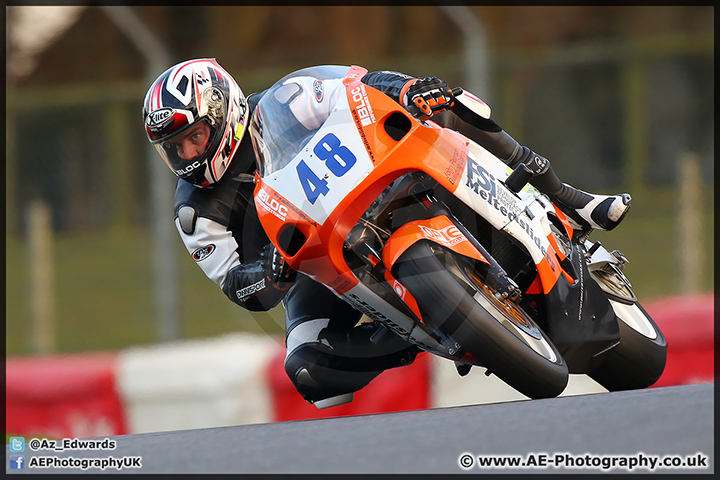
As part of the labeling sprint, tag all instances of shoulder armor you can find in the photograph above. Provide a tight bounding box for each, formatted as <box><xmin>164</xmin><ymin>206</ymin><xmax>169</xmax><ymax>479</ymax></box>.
<box><xmin>174</xmin><ymin>178</ymin><xmax>234</xmax><ymax>229</ymax></box>
<box><xmin>177</xmin><ymin>204</ymin><xmax>198</xmax><ymax>235</ymax></box>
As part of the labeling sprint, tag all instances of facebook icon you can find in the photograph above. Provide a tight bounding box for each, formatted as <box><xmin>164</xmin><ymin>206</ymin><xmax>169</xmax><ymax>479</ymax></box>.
<box><xmin>9</xmin><ymin>455</ymin><xmax>25</xmax><ymax>470</ymax></box>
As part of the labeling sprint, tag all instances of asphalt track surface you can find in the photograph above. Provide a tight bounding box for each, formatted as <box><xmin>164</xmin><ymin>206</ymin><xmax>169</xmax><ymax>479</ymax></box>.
<box><xmin>6</xmin><ymin>383</ymin><xmax>713</xmax><ymax>475</ymax></box>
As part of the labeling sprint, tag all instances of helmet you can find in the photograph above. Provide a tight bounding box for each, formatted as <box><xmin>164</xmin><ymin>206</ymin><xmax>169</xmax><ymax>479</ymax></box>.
<box><xmin>142</xmin><ymin>58</ymin><xmax>248</xmax><ymax>187</ymax></box>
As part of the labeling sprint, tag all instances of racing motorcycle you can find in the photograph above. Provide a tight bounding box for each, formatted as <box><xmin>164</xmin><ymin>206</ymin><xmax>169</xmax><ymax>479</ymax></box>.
<box><xmin>250</xmin><ymin>65</ymin><xmax>666</xmax><ymax>400</ymax></box>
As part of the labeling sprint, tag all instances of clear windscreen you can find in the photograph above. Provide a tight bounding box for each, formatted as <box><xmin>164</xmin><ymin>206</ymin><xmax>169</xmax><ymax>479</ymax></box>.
<box><xmin>249</xmin><ymin>65</ymin><xmax>350</xmax><ymax>177</ymax></box>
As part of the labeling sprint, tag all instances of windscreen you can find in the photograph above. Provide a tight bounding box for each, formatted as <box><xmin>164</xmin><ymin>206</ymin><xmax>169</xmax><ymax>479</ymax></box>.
<box><xmin>249</xmin><ymin>65</ymin><xmax>350</xmax><ymax>177</ymax></box>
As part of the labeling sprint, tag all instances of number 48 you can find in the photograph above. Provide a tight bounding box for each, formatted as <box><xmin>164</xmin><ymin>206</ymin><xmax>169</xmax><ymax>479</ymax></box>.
<box><xmin>296</xmin><ymin>133</ymin><xmax>356</xmax><ymax>204</ymax></box>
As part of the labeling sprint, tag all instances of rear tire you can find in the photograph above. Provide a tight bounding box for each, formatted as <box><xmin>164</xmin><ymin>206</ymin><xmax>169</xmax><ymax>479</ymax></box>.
<box><xmin>588</xmin><ymin>299</ymin><xmax>667</xmax><ymax>390</ymax></box>
<box><xmin>587</xmin><ymin>268</ymin><xmax>667</xmax><ymax>390</ymax></box>
<box><xmin>393</xmin><ymin>242</ymin><xmax>568</xmax><ymax>399</ymax></box>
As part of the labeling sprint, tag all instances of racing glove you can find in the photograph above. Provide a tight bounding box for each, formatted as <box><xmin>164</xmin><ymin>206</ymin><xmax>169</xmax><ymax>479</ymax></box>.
<box><xmin>402</xmin><ymin>77</ymin><xmax>456</xmax><ymax>119</ymax></box>
<box><xmin>262</xmin><ymin>243</ymin><xmax>297</xmax><ymax>285</ymax></box>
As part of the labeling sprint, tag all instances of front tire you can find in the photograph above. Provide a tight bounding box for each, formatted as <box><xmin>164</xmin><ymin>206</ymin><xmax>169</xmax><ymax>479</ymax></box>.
<box><xmin>393</xmin><ymin>242</ymin><xmax>568</xmax><ymax>399</ymax></box>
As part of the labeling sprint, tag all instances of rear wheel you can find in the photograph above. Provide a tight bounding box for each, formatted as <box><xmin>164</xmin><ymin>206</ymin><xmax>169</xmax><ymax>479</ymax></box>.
<box><xmin>393</xmin><ymin>242</ymin><xmax>568</xmax><ymax>399</ymax></box>
<box><xmin>587</xmin><ymin>267</ymin><xmax>667</xmax><ymax>390</ymax></box>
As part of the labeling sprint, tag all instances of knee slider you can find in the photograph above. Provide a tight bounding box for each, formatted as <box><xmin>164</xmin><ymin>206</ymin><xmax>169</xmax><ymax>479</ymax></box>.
<box><xmin>284</xmin><ymin>343</ymin><xmax>381</xmax><ymax>403</ymax></box>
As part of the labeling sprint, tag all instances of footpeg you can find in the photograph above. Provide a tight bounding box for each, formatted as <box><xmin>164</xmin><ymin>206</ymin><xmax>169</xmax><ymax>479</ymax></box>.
<box><xmin>610</xmin><ymin>250</ymin><xmax>629</xmax><ymax>268</ymax></box>
<box><xmin>505</xmin><ymin>163</ymin><xmax>534</xmax><ymax>194</ymax></box>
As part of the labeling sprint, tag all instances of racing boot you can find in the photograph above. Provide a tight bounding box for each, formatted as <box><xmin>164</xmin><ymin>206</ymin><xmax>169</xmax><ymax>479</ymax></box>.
<box><xmin>517</xmin><ymin>149</ymin><xmax>631</xmax><ymax>232</ymax></box>
<box><xmin>548</xmin><ymin>184</ymin><xmax>632</xmax><ymax>232</ymax></box>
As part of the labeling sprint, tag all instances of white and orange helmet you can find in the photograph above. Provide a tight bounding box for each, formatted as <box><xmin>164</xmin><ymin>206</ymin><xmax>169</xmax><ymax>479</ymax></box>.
<box><xmin>142</xmin><ymin>58</ymin><xmax>248</xmax><ymax>187</ymax></box>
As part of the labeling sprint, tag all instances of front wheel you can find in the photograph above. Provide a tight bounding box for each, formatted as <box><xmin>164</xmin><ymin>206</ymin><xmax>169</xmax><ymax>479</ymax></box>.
<box><xmin>393</xmin><ymin>241</ymin><xmax>568</xmax><ymax>399</ymax></box>
<box><xmin>587</xmin><ymin>268</ymin><xmax>667</xmax><ymax>390</ymax></box>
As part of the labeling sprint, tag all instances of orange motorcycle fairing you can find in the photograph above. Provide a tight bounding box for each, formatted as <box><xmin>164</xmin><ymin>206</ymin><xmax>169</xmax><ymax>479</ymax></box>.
<box><xmin>551</xmin><ymin>204</ymin><xmax>575</xmax><ymax>240</ymax></box>
<box><xmin>254</xmin><ymin>178</ymin><xmax>361</xmax><ymax>295</ymax></box>
<box><xmin>255</xmin><ymin>68</ymin><xmax>476</xmax><ymax>298</ymax></box>
<box><xmin>382</xmin><ymin>215</ymin><xmax>491</xmax><ymax>273</ymax></box>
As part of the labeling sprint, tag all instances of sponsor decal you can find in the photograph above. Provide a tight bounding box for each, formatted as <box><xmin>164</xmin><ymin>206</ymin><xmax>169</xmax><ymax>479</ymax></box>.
<box><xmin>176</xmin><ymin>160</ymin><xmax>203</xmax><ymax>176</ymax></box>
<box><xmin>392</xmin><ymin>280</ymin><xmax>407</xmax><ymax>299</ymax></box>
<box><xmin>256</xmin><ymin>184</ymin><xmax>318</xmax><ymax>226</ymax></box>
<box><xmin>346</xmin><ymin>293</ymin><xmax>390</xmax><ymax>322</ymax></box>
<box><xmin>329</xmin><ymin>276</ymin><xmax>352</xmax><ymax>293</ymax></box>
<box><xmin>147</xmin><ymin>109</ymin><xmax>193</xmax><ymax>139</ymax></box>
<box><xmin>418</xmin><ymin>224</ymin><xmax>466</xmax><ymax>247</ymax></box>
<box><xmin>313</xmin><ymin>79</ymin><xmax>324</xmax><ymax>102</ymax></box>
<box><xmin>256</xmin><ymin>187</ymin><xmax>289</xmax><ymax>222</ymax></box>
<box><xmin>465</xmin><ymin>157</ymin><xmax>522</xmax><ymax>220</ymax></box>
<box><xmin>192</xmin><ymin>244</ymin><xmax>215</xmax><ymax>261</ymax></box>
<box><xmin>445</xmin><ymin>146</ymin><xmax>468</xmax><ymax>186</ymax></box>
<box><xmin>345</xmin><ymin>293</ymin><xmax>411</xmax><ymax>337</ymax></box>
<box><xmin>532</xmin><ymin>155</ymin><xmax>549</xmax><ymax>174</ymax></box>
<box><xmin>348</xmin><ymin>83</ymin><xmax>376</xmax><ymax>161</ymax></box>
<box><xmin>146</xmin><ymin>108</ymin><xmax>174</xmax><ymax>128</ymax></box>
<box><xmin>350</xmin><ymin>108</ymin><xmax>375</xmax><ymax>162</ymax></box>
<box><xmin>350</xmin><ymin>84</ymin><xmax>376</xmax><ymax>127</ymax></box>
<box><xmin>236</xmin><ymin>278</ymin><xmax>266</xmax><ymax>301</ymax></box>
<box><xmin>466</xmin><ymin>157</ymin><xmax>557</xmax><ymax>269</ymax></box>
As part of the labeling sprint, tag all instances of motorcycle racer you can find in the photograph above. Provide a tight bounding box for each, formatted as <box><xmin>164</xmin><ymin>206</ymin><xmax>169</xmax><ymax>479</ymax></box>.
<box><xmin>142</xmin><ymin>59</ymin><xmax>631</xmax><ymax>408</ymax></box>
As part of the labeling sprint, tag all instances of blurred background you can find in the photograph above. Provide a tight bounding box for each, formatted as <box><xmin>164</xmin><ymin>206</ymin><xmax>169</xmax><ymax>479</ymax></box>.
<box><xmin>6</xmin><ymin>5</ymin><xmax>713</xmax><ymax>357</ymax></box>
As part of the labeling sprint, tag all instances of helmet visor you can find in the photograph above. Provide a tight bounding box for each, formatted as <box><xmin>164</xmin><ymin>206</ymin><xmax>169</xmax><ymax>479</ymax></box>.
<box><xmin>154</xmin><ymin>119</ymin><xmax>215</xmax><ymax>177</ymax></box>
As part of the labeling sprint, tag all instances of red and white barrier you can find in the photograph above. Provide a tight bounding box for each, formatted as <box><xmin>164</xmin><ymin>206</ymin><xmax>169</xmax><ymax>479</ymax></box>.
<box><xmin>5</xmin><ymin>352</ymin><xmax>128</xmax><ymax>438</ymax></box>
<box><xmin>5</xmin><ymin>294</ymin><xmax>713</xmax><ymax>438</ymax></box>
<box><xmin>117</xmin><ymin>334</ymin><xmax>280</xmax><ymax>433</ymax></box>
<box><xmin>645</xmin><ymin>293</ymin><xmax>714</xmax><ymax>387</ymax></box>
